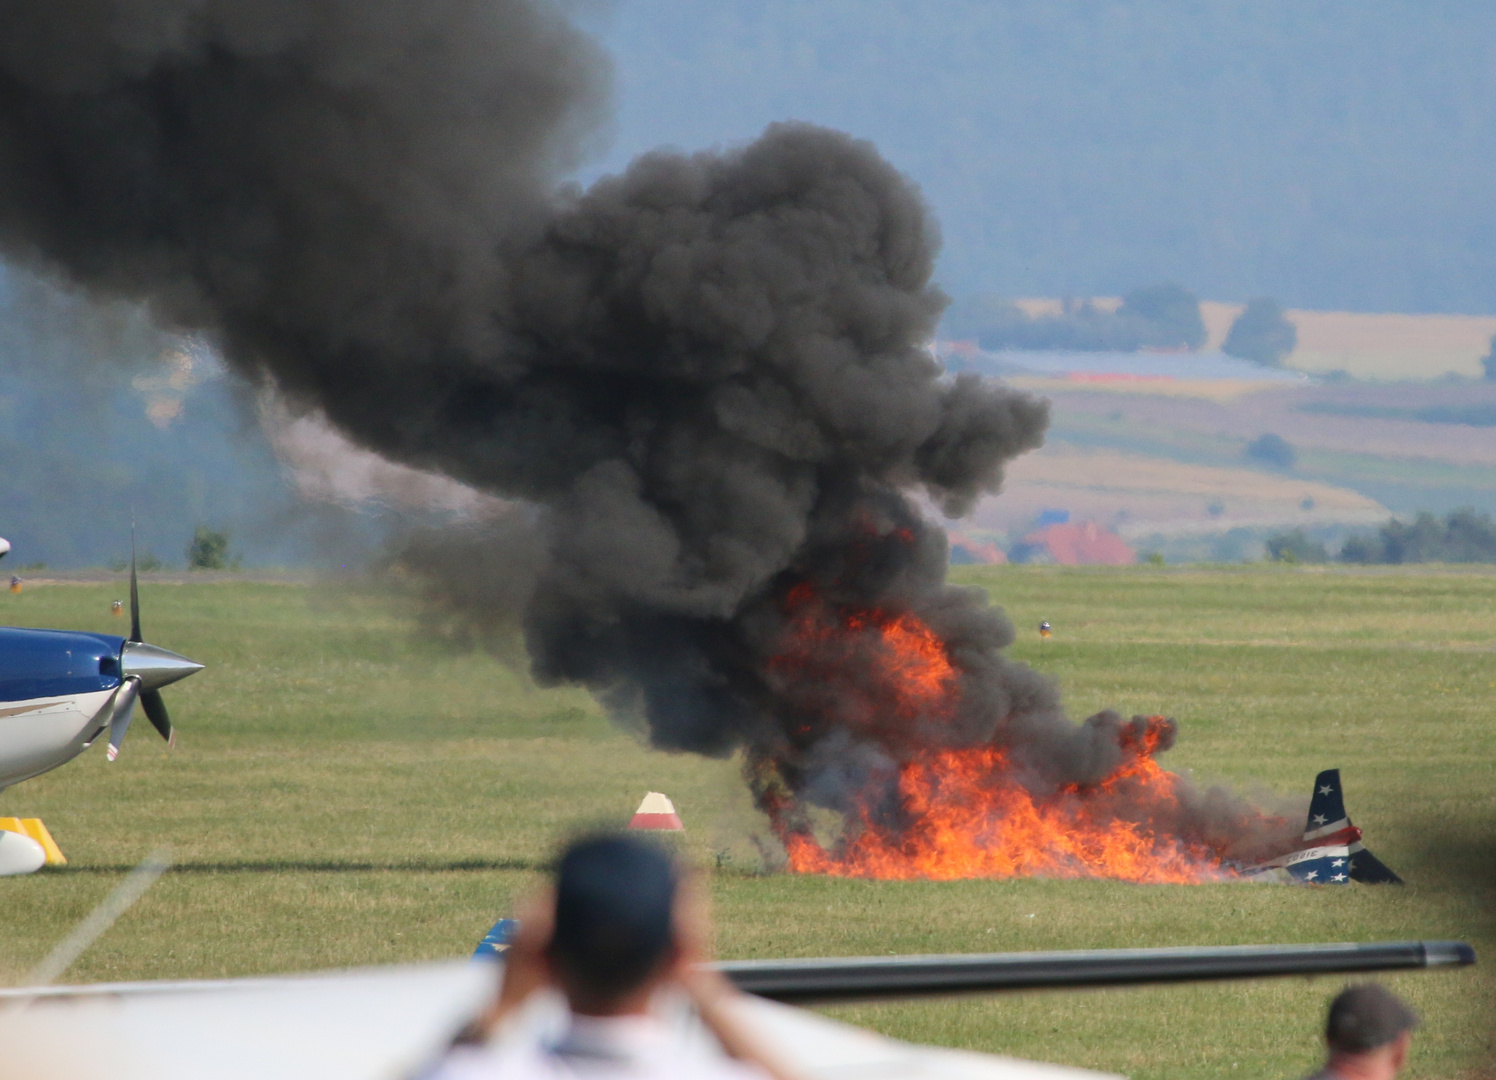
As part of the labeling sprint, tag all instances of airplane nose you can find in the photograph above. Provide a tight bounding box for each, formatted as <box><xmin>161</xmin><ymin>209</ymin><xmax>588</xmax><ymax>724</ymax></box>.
<box><xmin>121</xmin><ymin>641</ymin><xmax>205</xmax><ymax>692</ymax></box>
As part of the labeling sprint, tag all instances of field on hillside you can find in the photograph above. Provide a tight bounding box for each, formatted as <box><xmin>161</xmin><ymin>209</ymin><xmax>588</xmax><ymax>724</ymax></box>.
<box><xmin>0</xmin><ymin>569</ymin><xmax>1492</xmax><ymax>1079</ymax></box>
<box><xmin>973</xmin><ymin>444</ymin><xmax>1388</xmax><ymax>543</ymax></box>
<box><xmin>979</xmin><ymin>380</ymin><xmax>1496</xmax><ymax>549</ymax></box>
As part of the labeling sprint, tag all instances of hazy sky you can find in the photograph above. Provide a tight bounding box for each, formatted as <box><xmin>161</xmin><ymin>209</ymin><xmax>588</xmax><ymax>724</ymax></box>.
<box><xmin>587</xmin><ymin>1</ymin><xmax>1496</xmax><ymax>313</ymax></box>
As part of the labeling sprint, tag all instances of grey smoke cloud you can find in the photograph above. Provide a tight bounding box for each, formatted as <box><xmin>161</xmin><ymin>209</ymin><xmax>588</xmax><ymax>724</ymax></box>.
<box><xmin>0</xmin><ymin>0</ymin><xmax>1288</xmax><ymax>864</ymax></box>
<box><xmin>259</xmin><ymin>394</ymin><xmax>498</xmax><ymax>516</ymax></box>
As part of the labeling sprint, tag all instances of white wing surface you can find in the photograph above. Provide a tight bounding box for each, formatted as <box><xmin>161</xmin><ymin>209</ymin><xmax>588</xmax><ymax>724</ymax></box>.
<box><xmin>1</xmin><ymin>961</ymin><xmax>1119</xmax><ymax>1080</ymax></box>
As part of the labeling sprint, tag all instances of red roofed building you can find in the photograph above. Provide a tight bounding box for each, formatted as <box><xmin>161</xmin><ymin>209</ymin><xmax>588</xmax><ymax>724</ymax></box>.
<box><xmin>948</xmin><ymin>532</ymin><xmax>1008</xmax><ymax>565</ymax></box>
<box><xmin>1016</xmin><ymin>521</ymin><xmax>1135</xmax><ymax>566</ymax></box>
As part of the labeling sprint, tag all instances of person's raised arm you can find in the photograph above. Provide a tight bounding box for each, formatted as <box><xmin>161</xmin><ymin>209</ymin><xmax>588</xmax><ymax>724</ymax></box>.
<box><xmin>672</xmin><ymin>877</ymin><xmax>804</xmax><ymax>1080</ymax></box>
<box><xmin>459</xmin><ymin>889</ymin><xmax>555</xmax><ymax>1043</ymax></box>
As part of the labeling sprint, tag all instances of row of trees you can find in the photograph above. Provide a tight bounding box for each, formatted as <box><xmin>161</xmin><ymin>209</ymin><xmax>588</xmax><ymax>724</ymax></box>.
<box><xmin>1268</xmin><ymin>509</ymin><xmax>1496</xmax><ymax>564</ymax></box>
<box><xmin>944</xmin><ymin>286</ymin><xmax>1297</xmax><ymax>366</ymax></box>
<box><xmin>945</xmin><ymin>283</ymin><xmax>1206</xmax><ymax>352</ymax></box>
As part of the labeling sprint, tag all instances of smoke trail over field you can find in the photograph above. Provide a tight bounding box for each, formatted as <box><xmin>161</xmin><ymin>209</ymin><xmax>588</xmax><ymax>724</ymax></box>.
<box><xmin>0</xmin><ymin>0</ymin><xmax>1293</xmax><ymax>878</ymax></box>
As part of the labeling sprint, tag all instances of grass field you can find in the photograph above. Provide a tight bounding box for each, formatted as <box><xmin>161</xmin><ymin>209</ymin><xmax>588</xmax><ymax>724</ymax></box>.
<box><xmin>1</xmin><ymin>568</ymin><xmax>1492</xmax><ymax>1078</ymax></box>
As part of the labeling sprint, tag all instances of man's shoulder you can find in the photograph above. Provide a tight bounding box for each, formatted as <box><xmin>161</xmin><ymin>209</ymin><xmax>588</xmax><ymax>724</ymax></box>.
<box><xmin>422</xmin><ymin>1044</ymin><xmax>769</xmax><ymax>1080</ymax></box>
<box><xmin>416</xmin><ymin>1040</ymin><xmax>557</xmax><ymax>1080</ymax></box>
<box><xmin>648</xmin><ymin>1058</ymin><xmax>771</xmax><ymax>1080</ymax></box>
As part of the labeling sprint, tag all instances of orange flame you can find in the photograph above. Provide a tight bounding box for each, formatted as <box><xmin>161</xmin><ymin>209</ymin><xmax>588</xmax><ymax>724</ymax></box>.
<box><xmin>762</xmin><ymin>585</ymin><xmax>1249</xmax><ymax>884</ymax></box>
<box><xmin>767</xmin><ymin>581</ymin><xmax>958</xmax><ymax>733</ymax></box>
<box><xmin>772</xmin><ymin>740</ymin><xmax>1234</xmax><ymax>883</ymax></box>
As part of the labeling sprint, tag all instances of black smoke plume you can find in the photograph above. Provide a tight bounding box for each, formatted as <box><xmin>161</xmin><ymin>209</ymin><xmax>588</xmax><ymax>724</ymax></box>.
<box><xmin>0</xmin><ymin>0</ymin><xmax>1290</xmax><ymax>869</ymax></box>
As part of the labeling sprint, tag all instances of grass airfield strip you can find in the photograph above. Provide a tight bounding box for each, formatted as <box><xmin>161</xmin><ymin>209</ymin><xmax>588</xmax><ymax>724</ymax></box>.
<box><xmin>0</xmin><ymin>568</ymin><xmax>1490</xmax><ymax>1079</ymax></box>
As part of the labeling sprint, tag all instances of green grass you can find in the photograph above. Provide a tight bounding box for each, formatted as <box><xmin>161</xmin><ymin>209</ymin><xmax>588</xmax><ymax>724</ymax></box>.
<box><xmin>0</xmin><ymin>568</ymin><xmax>1492</xmax><ymax>1078</ymax></box>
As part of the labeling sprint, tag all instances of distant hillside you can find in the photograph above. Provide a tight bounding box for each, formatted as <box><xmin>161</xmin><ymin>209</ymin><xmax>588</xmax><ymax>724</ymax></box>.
<box><xmin>0</xmin><ymin>269</ymin><xmax>378</xmax><ymax>569</ymax></box>
<box><xmin>1032</xmin><ymin>379</ymin><xmax>1496</xmax><ymax>521</ymax></box>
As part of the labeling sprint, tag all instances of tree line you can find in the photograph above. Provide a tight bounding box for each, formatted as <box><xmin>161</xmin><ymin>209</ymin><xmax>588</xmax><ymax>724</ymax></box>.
<box><xmin>944</xmin><ymin>285</ymin><xmax>1296</xmax><ymax>366</ymax></box>
<box><xmin>1268</xmin><ymin>509</ymin><xmax>1496</xmax><ymax>564</ymax></box>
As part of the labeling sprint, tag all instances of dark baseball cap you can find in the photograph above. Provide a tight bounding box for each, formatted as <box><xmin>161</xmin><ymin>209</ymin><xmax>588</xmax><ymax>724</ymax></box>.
<box><xmin>547</xmin><ymin>834</ymin><xmax>679</xmax><ymax>1002</ymax></box>
<box><xmin>1326</xmin><ymin>984</ymin><xmax>1419</xmax><ymax>1053</ymax></box>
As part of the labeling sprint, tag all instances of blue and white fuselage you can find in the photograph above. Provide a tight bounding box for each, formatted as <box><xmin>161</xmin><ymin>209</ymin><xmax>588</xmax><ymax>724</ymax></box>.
<box><xmin>0</xmin><ymin>625</ymin><xmax>202</xmax><ymax>793</ymax></box>
<box><xmin>0</xmin><ymin>627</ymin><xmax>128</xmax><ymax>790</ymax></box>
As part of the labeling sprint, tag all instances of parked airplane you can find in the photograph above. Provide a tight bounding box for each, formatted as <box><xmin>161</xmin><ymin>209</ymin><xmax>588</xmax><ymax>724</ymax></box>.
<box><xmin>1247</xmin><ymin>769</ymin><xmax>1402</xmax><ymax>884</ymax></box>
<box><xmin>0</xmin><ymin>547</ymin><xmax>203</xmax><ymax>873</ymax></box>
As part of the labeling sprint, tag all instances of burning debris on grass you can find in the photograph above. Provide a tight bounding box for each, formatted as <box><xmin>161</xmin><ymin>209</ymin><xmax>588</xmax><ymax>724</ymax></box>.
<box><xmin>743</xmin><ymin>526</ymin><xmax>1297</xmax><ymax>883</ymax></box>
<box><xmin>0</xmin><ymin>0</ymin><xmax>1295</xmax><ymax>882</ymax></box>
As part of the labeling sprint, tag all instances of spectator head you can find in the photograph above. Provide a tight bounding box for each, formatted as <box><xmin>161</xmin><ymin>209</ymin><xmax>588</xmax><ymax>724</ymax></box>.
<box><xmin>1325</xmin><ymin>984</ymin><xmax>1418</xmax><ymax>1056</ymax></box>
<box><xmin>546</xmin><ymin>834</ymin><xmax>679</xmax><ymax>1014</ymax></box>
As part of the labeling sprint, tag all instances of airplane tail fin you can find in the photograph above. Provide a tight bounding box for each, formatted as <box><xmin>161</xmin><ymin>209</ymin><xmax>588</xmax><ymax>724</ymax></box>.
<box><xmin>1305</xmin><ymin>769</ymin><xmax>1402</xmax><ymax>884</ymax></box>
<box><xmin>1304</xmin><ymin>769</ymin><xmax>1350</xmax><ymax>840</ymax></box>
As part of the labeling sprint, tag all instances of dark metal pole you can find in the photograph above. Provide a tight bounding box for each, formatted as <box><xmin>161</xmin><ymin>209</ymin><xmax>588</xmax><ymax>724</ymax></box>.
<box><xmin>714</xmin><ymin>940</ymin><xmax>1476</xmax><ymax>1004</ymax></box>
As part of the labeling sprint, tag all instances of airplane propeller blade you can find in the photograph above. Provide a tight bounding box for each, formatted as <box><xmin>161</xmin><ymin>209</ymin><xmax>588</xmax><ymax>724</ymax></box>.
<box><xmin>140</xmin><ymin>689</ymin><xmax>174</xmax><ymax>749</ymax></box>
<box><xmin>106</xmin><ymin>677</ymin><xmax>141</xmax><ymax>762</ymax></box>
<box><xmin>128</xmin><ymin>528</ymin><xmax>142</xmax><ymax>644</ymax></box>
<box><xmin>114</xmin><ymin>523</ymin><xmax>196</xmax><ymax>755</ymax></box>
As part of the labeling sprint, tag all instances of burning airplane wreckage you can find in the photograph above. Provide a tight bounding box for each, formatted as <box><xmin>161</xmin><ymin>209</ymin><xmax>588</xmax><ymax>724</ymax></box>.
<box><xmin>0</xmin><ymin>0</ymin><xmax>1398</xmax><ymax>886</ymax></box>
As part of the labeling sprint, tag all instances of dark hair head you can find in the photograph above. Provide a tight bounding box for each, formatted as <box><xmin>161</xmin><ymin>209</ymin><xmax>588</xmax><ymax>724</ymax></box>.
<box><xmin>1326</xmin><ymin>984</ymin><xmax>1419</xmax><ymax>1054</ymax></box>
<box><xmin>547</xmin><ymin>834</ymin><xmax>678</xmax><ymax>1007</ymax></box>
